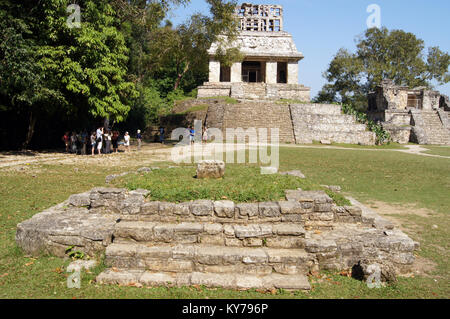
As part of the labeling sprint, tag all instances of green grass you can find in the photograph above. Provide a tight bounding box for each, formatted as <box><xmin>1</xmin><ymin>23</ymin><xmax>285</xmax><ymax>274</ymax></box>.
<box><xmin>276</xmin><ymin>99</ymin><xmax>310</xmax><ymax>104</ymax></box>
<box><xmin>308</xmin><ymin>141</ymin><xmax>407</xmax><ymax>149</ymax></box>
<box><xmin>198</xmin><ymin>96</ymin><xmax>238</xmax><ymax>104</ymax></box>
<box><xmin>422</xmin><ymin>145</ymin><xmax>450</xmax><ymax>157</ymax></box>
<box><xmin>115</xmin><ymin>165</ymin><xmax>349</xmax><ymax>205</ymax></box>
<box><xmin>0</xmin><ymin>146</ymin><xmax>448</xmax><ymax>298</ymax></box>
<box><xmin>176</xmin><ymin>104</ymin><xmax>209</xmax><ymax>115</ymax></box>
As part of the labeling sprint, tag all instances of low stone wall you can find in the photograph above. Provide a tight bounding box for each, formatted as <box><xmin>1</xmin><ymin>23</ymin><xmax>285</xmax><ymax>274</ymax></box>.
<box><xmin>197</xmin><ymin>82</ymin><xmax>311</xmax><ymax>102</ymax></box>
<box><xmin>290</xmin><ymin>104</ymin><xmax>376</xmax><ymax>145</ymax></box>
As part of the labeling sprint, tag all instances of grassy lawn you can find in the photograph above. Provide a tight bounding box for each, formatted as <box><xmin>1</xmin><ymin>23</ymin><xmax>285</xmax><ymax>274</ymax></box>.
<box><xmin>117</xmin><ymin>165</ymin><xmax>349</xmax><ymax>205</ymax></box>
<box><xmin>422</xmin><ymin>145</ymin><xmax>450</xmax><ymax>157</ymax></box>
<box><xmin>306</xmin><ymin>141</ymin><xmax>407</xmax><ymax>150</ymax></box>
<box><xmin>0</xmin><ymin>146</ymin><xmax>448</xmax><ymax>298</ymax></box>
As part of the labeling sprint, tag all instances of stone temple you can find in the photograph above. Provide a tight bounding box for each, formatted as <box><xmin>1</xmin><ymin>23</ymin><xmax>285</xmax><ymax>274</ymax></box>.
<box><xmin>197</xmin><ymin>3</ymin><xmax>311</xmax><ymax>101</ymax></box>
<box><xmin>368</xmin><ymin>79</ymin><xmax>450</xmax><ymax>145</ymax></box>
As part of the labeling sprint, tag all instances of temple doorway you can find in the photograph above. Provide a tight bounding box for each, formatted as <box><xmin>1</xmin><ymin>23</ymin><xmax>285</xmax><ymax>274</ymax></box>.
<box><xmin>242</xmin><ymin>61</ymin><xmax>263</xmax><ymax>83</ymax></box>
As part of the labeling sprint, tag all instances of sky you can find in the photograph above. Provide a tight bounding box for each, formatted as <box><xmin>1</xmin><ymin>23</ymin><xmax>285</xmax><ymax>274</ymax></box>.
<box><xmin>168</xmin><ymin>0</ymin><xmax>450</xmax><ymax>98</ymax></box>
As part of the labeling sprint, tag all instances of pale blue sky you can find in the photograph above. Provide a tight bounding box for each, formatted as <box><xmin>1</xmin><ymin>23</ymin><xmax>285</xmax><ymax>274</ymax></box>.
<box><xmin>169</xmin><ymin>0</ymin><xmax>450</xmax><ymax>98</ymax></box>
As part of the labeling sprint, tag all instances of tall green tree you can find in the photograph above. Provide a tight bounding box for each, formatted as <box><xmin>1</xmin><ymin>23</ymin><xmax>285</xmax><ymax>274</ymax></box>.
<box><xmin>316</xmin><ymin>27</ymin><xmax>450</xmax><ymax>110</ymax></box>
<box><xmin>0</xmin><ymin>0</ymin><xmax>139</xmax><ymax>148</ymax></box>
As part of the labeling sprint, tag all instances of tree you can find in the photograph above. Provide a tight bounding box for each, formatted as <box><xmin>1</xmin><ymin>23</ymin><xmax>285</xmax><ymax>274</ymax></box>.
<box><xmin>149</xmin><ymin>0</ymin><xmax>240</xmax><ymax>91</ymax></box>
<box><xmin>316</xmin><ymin>27</ymin><xmax>450</xmax><ymax>110</ymax></box>
<box><xmin>0</xmin><ymin>0</ymin><xmax>138</xmax><ymax>148</ymax></box>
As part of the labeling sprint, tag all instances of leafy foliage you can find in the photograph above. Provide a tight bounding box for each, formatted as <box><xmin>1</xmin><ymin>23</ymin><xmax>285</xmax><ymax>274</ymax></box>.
<box><xmin>316</xmin><ymin>28</ymin><xmax>450</xmax><ymax>109</ymax></box>
<box><xmin>341</xmin><ymin>103</ymin><xmax>391</xmax><ymax>145</ymax></box>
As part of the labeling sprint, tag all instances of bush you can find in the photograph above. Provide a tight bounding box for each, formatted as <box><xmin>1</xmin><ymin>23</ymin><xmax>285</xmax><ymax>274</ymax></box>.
<box><xmin>342</xmin><ymin>104</ymin><xmax>391</xmax><ymax>145</ymax></box>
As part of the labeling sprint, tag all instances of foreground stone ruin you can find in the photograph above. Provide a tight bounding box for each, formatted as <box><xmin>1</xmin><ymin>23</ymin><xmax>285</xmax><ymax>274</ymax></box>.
<box><xmin>16</xmin><ymin>185</ymin><xmax>418</xmax><ymax>291</ymax></box>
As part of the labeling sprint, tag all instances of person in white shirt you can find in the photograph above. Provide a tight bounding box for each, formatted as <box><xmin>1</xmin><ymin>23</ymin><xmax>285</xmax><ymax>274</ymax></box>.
<box><xmin>96</xmin><ymin>127</ymin><xmax>103</xmax><ymax>155</ymax></box>
<box><xmin>124</xmin><ymin>131</ymin><xmax>130</xmax><ymax>152</ymax></box>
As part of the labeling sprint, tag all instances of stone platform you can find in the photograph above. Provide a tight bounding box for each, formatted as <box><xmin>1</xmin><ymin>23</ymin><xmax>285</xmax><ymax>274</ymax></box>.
<box><xmin>16</xmin><ymin>185</ymin><xmax>418</xmax><ymax>291</ymax></box>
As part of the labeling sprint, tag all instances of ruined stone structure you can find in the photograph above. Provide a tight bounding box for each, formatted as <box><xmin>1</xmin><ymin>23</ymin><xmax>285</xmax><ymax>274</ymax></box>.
<box><xmin>16</xmin><ymin>173</ymin><xmax>418</xmax><ymax>290</ymax></box>
<box><xmin>368</xmin><ymin>79</ymin><xmax>450</xmax><ymax>144</ymax></box>
<box><xmin>197</xmin><ymin>3</ymin><xmax>311</xmax><ymax>101</ymax></box>
<box><xmin>203</xmin><ymin>100</ymin><xmax>376</xmax><ymax>144</ymax></box>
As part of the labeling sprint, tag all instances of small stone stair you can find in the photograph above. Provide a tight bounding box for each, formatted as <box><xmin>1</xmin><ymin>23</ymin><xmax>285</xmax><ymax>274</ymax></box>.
<box><xmin>90</xmin><ymin>188</ymin><xmax>417</xmax><ymax>291</ymax></box>
<box><xmin>421</xmin><ymin>111</ymin><xmax>450</xmax><ymax>145</ymax></box>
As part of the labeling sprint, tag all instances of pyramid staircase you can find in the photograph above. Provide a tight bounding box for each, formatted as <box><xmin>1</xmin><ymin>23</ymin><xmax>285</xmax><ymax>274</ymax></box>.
<box><xmin>421</xmin><ymin>111</ymin><xmax>450</xmax><ymax>145</ymax></box>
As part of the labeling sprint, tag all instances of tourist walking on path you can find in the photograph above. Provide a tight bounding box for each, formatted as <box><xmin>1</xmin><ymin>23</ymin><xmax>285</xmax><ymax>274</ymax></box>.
<box><xmin>159</xmin><ymin>127</ymin><xmax>165</xmax><ymax>144</ymax></box>
<box><xmin>104</xmin><ymin>130</ymin><xmax>112</xmax><ymax>154</ymax></box>
<box><xmin>70</xmin><ymin>132</ymin><xmax>77</xmax><ymax>154</ymax></box>
<box><xmin>96</xmin><ymin>127</ymin><xmax>103</xmax><ymax>155</ymax></box>
<box><xmin>90</xmin><ymin>132</ymin><xmax>96</xmax><ymax>156</ymax></box>
<box><xmin>137</xmin><ymin>130</ymin><xmax>142</xmax><ymax>151</ymax></box>
<box><xmin>81</xmin><ymin>130</ymin><xmax>88</xmax><ymax>155</ymax></box>
<box><xmin>189</xmin><ymin>126</ymin><xmax>195</xmax><ymax>144</ymax></box>
<box><xmin>124</xmin><ymin>131</ymin><xmax>130</xmax><ymax>152</ymax></box>
<box><xmin>202</xmin><ymin>126</ymin><xmax>208</xmax><ymax>144</ymax></box>
<box><xmin>62</xmin><ymin>132</ymin><xmax>70</xmax><ymax>152</ymax></box>
<box><xmin>112</xmin><ymin>131</ymin><xmax>119</xmax><ymax>153</ymax></box>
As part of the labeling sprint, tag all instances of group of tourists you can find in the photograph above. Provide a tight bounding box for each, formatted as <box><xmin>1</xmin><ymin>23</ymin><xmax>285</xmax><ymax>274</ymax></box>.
<box><xmin>62</xmin><ymin>128</ymin><xmax>138</xmax><ymax>155</ymax></box>
<box><xmin>188</xmin><ymin>126</ymin><xmax>208</xmax><ymax>144</ymax></box>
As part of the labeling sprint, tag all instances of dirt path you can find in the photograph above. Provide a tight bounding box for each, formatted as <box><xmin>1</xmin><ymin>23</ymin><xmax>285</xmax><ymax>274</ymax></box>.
<box><xmin>1</xmin><ymin>142</ymin><xmax>448</xmax><ymax>168</ymax></box>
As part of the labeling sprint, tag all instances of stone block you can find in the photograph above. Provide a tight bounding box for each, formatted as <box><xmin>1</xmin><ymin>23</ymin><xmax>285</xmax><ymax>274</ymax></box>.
<box><xmin>225</xmin><ymin>238</ymin><xmax>242</xmax><ymax>247</ymax></box>
<box><xmin>265</xmin><ymin>237</ymin><xmax>304</xmax><ymax>249</ymax></box>
<box><xmin>236</xmin><ymin>203</ymin><xmax>259</xmax><ymax>219</ymax></box>
<box><xmin>243</xmin><ymin>238</ymin><xmax>263</xmax><ymax>247</ymax></box>
<box><xmin>153</xmin><ymin>225</ymin><xmax>174</xmax><ymax>242</ymax></box>
<box><xmin>199</xmin><ymin>234</ymin><xmax>224</xmax><ymax>245</ymax></box>
<box><xmin>196</xmin><ymin>160</ymin><xmax>225</xmax><ymax>179</ymax></box>
<box><xmin>68</xmin><ymin>192</ymin><xmax>91</xmax><ymax>207</ymax></box>
<box><xmin>214</xmin><ymin>201</ymin><xmax>235</xmax><ymax>218</ymax></box>
<box><xmin>204</xmin><ymin>223</ymin><xmax>223</xmax><ymax>235</ymax></box>
<box><xmin>273</xmin><ymin>224</ymin><xmax>305</xmax><ymax>236</ymax></box>
<box><xmin>174</xmin><ymin>202</ymin><xmax>191</xmax><ymax>216</ymax></box>
<box><xmin>259</xmin><ymin>202</ymin><xmax>281</xmax><ymax>218</ymax></box>
<box><xmin>174</xmin><ymin>222</ymin><xmax>203</xmax><ymax>234</ymax></box>
<box><xmin>190</xmin><ymin>200</ymin><xmax>214</xmax><ymax>216</ymax></box>
<box><xmin>234</xmin><ymin>225</ymin><xmax>272</xmax><ymax>238</ymax></box>
<box><xmin>305</xmin><ymin>239</ymin><xmax>337</xmax><ymax>253</ymax></box>
<box><xmin>278</xmin><ymin>201</ymin><xmax>303</xmax><ymax>214</ymax></box>
<box><xmin>140</xmin><ymin>202</ymin><xmax>160</xmax><ymax>215</ymax></box>
<box><xmin>159</xmin><ymin>202</ymin><xmax>178</xmax><ymax>216</ymax></box>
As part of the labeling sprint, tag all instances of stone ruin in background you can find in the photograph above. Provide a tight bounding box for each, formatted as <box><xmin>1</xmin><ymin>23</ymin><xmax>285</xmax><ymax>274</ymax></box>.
<box><xmin>368</xmin><ymin>79</ymin><xmax>450</xmax><ymax>145</ymax></box>
<box><xmin>197</xmin><ymin>3</ymin><xmax>311</xmax><ymax>101</ymax></box>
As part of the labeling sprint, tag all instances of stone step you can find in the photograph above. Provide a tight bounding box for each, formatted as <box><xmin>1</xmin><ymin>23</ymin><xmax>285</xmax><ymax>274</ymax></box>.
<box><xmin>292</xmin><ymin>104</ymin><xmax>342</xmax><ymax>115</ymax></box>
<box><xmin>308</xmin><ymin>123</ymin><xmax>367</xmax><ymax>133</ymax></box>
<box><xmin>309</xmin><ymin>131</ymin><xmax>376</xmax><ymax>145</ymax></box>
<box><xmin>96</xmin><ymin>269</ymin><xmax>311</xmax><ymax>290</ymax></box>
<box><xmin>113</xmin><ymin>221</ymin><xmax>306</xmax><ymax>248</ymax></box>
<box><xmin>104</xmin><ymin>243</ymin><xmax>313</xmax><ymax>275</ymax></box>
<box><xmin>302</xmin><ymin>114</ymin><xmax>357</xmax><ymax>125</ymax></box>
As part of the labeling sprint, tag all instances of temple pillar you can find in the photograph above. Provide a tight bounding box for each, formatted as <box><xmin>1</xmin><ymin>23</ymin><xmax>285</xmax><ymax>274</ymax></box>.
<box><xmin>266</xmin><ymin>61</ymin><xmax>278</xmax><ymax>84</ymax></box>
<box><xmin>208</xmin><ymin>60</ymin><xmax>220</xmax><ymax>83</ymax></box>
<box><xmin>287</xmin><ymin>61</ymin><xmax>299</xmax><ymax>84</ymax></box>
<box><xmin>231</xmin><ymin>62</ymin><xmax>242</xmax><ymax>82</ymax></box>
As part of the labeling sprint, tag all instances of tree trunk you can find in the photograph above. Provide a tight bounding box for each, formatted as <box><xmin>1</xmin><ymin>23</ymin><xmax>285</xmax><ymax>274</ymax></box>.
<box><xmin>22</xmin><ymin>110</ymin><xmax>36</xmax><ymax>150</ymax></box>
<box><xmin>173</xmin><ymin>62</ymin><xmax>190</xmax><ymax>90</ymax></box>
